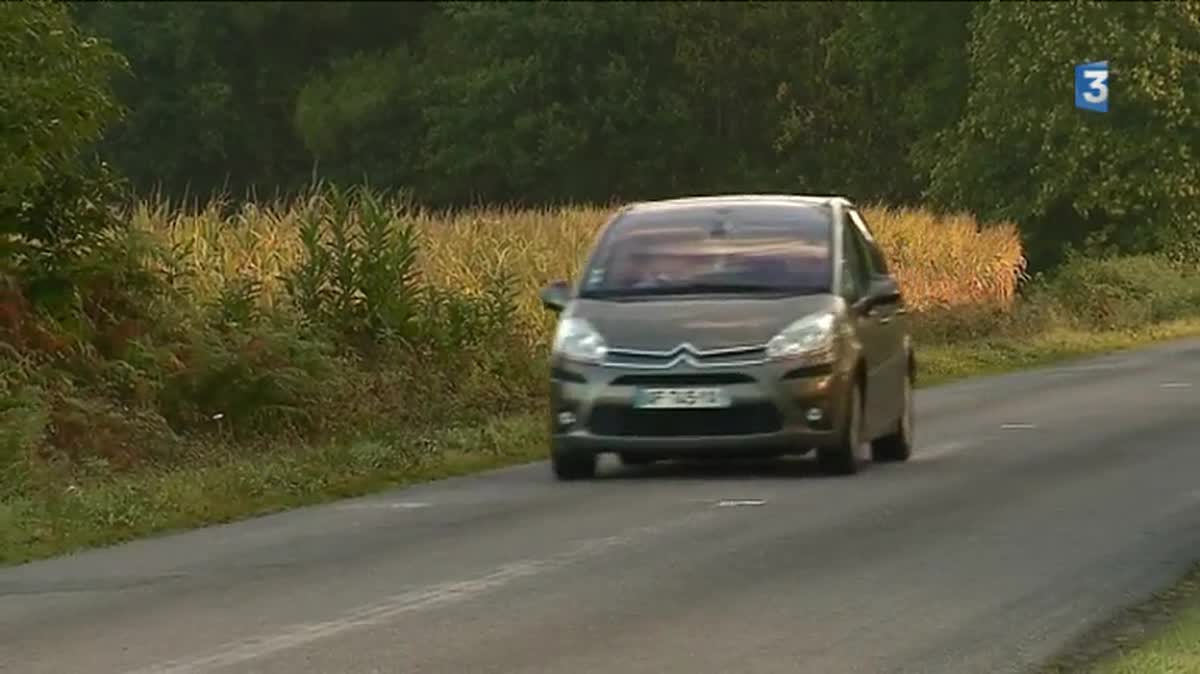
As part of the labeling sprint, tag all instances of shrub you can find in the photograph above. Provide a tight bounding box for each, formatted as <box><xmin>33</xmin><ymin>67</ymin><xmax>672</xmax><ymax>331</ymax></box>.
<box><xmin>0</xmin><ymin>0</ymin><xmax>126</xmax><ymax>214</ymax></box>
<box><xmin>0</xmin><ymin>354</ymin><xmax>46</xmax><ymax>495</ymax></box>
<box><xmin>1036</xmin><ymin>254</ymin><xmax>1200</xmax><ymax>330</ymax></box>
<box><xmin>282</xmin><ymin>184</ymin><xmax>422</xmax><ymax>348</ymax></box>
<box><xmin>1</xmin><ymin>182</ymin><xmax>551</xmax><ymax>485</ymax></box>
<box><xmin>157</xmin><ymin>313</ymin><xmax>341</xmax><ymax>440</ymax></box>
<box><xmin>2</xmin><ymin>161</ymin><xmax>133</xmax><ymax>318</ymax></box>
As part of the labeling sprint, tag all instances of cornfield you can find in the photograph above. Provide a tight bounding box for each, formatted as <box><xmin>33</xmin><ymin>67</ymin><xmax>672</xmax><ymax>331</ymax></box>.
<box><xmin>133</xmin><ymin>197</ymin><xmax>1026</xmax><ymax>339</ymax></box>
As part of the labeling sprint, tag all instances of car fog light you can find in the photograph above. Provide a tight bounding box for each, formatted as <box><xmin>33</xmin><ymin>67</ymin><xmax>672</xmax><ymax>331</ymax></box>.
<box><xmin>557</xmin><ymin>411</ymin><xmax>577</xmax><ymax>427</ymax></box>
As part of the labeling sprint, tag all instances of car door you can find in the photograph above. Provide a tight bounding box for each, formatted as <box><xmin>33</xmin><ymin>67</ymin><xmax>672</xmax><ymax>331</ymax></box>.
<box><xmin>847</xmin><ymin>208</ymin><xmax>907</xmax><ymax>436</ymax></box>
<box><xmin>837</xmin><ymin>215</ymin><xmax>888</xmax><ymax>433</ymax></box>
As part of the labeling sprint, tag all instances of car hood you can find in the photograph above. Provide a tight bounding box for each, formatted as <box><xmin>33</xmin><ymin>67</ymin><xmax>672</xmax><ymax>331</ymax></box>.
<box><xmin>568</xmin><ymin>294</ymin><xmax>840</xmax><ymax>351</ymax></box>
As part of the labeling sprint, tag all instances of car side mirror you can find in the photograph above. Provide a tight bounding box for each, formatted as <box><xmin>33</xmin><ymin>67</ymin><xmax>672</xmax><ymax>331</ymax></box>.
<box><xmin>866</xmin><ymin>275</ymin><xmax>901</xmax><ymax>306</ymax></box>
<box><xmin>539</xmin><ymin>280</ymin><xmax>571</xmax><ymax>313</ymax></box>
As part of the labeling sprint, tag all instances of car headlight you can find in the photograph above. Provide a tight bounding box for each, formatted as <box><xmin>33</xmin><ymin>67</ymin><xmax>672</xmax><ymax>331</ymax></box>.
<box><xmin>766</xmin><ymin>312</ymin><xmax>837</xmax><ymax>361</ymax></box>
<box><xmin>552</xmin><ymin>317</ymin><xmax>607</xmax><ymax>364</ymax></box>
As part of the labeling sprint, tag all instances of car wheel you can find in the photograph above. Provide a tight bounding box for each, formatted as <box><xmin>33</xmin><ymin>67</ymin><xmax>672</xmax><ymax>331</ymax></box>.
<box><xmin>817</xmin><ymin>382</ymin><xmax>864</xmax><ymax>476</ymax></box>
<box><xmin>551</xmin><ymin>444</ymin><xmax>597</xmax><ymax>481</ymax></box>
<box><xmin>871</xmin><ymin>369</ymin><xmax>913</xmax><ymax>463</ymax></box>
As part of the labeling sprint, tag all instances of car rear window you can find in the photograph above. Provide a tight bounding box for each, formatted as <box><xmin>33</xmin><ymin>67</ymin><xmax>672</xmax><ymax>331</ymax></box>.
<box><xmin>580</xmin><ymin>204</ymin><xmax>833</xmax><ymax>298</ymax></box>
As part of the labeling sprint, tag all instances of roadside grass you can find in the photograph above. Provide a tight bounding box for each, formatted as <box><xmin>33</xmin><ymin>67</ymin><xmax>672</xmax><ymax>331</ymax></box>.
<box><xmin>1101</xmin><ymin>603</ymin><xmax>1200</xmax><ymax>674</ymax></box>
<box><xmin>1099</xmin><ymin>604</ymin><xmax>1200</xmax><ymax>671</ymax></box>
<box><xmin>0</xmin><ymin>412</ymin><xmax>547</xmax><ymax>565</ymax></box>
<box><xmin>1041</xmin><ymin>565</ymin><xmax>1200</xmax><ymax>674</ymax></box>
<box><xmin>4</xmin><ymin>317</ymin><xmax>1200</xmax><ymax>567</ymax></box>
<box><xmin>916</xmin><ymin>318</ymin><xmax>1200</xmax><ymax>386</ymax></box>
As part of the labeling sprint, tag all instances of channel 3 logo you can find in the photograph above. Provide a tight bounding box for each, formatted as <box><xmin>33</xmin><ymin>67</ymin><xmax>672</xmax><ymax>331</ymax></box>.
<box><xmin>1075</xmin><ymin>60</ymin><xmax>1109</xmax><ymax>113</ymax></box>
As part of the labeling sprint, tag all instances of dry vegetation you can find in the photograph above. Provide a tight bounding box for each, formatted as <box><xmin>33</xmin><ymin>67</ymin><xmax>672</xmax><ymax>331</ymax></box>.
<box><xmin>136</xmin><ymin>197</ymin><xmax>1027</xmax><ymax>342</ymax></box>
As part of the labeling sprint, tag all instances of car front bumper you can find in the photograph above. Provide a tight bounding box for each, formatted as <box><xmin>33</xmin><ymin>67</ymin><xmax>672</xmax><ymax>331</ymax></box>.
<box><xmin>550</xmin><ymin>356</ymin><xmax>854</xmax><ymax>457</ymax></box>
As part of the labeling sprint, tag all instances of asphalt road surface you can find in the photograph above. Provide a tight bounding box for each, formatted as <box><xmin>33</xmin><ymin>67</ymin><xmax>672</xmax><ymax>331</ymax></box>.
<box><xmin>3</xmin><ymin>339</ymin><xmax>1200</xmax><ymax>674</ymax></box>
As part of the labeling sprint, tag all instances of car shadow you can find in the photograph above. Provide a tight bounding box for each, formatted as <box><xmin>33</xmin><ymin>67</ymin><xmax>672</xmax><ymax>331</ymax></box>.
<box><xmin>595</xmin><ymin>456</ymin><xmax>825</xmax><ymax>481</ymax></box>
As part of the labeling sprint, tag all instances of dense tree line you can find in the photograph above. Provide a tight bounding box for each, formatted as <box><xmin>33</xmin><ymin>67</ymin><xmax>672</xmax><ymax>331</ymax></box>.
<box><xmin>17</xmin><ymin>1</ymin><xmax>1200</xmax><ymax>270</ymax></box>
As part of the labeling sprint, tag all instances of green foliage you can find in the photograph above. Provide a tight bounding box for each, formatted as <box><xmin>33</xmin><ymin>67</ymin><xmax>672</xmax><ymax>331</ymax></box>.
<box><xmin>420</xmin><ymin>268</ymin><xmax>519</xmax><ymax>352</ymax></box>
<box><xmin>0</xmin><ymin>1</ymin><xmax>127</xmax><ymax>213</ymax></box>
<box><xmin>1036</xmin><ymin>254</ymin><xmax>1200</xmax><ymax>330</ymax></box>
<box><xmin>413</xmin><ymin>1</ymin><xmax>692</xmax><ymax>205</ymax></box>
<box><xmin>819</xmin><ymin>2</ymin><xmax>975</xmax><ymax>203</ymax></box>
<box><xmin>281</xmin><ymin>183</ymin><xmax>524</xmax><ymax>353</ymax></box>
<box><xmin>158</xmin><ymin>312</ymin><xmax>339</xmax><ymax>439</ymax></box>
<box><xmin>0</xmin><ymin>356</ymin><xmax>46</xmax><ymax>494</ymax></box>
<box><xmin>1</xmin><ymin>162</ymin><xmax>132</xmax><ymax>318</ymax></box>
<box><xmin>925</xmin><ymin>1</ymin><xmax>1200</xmax><ymax>270</ymax></box>
<box><xmin>294</xmin><ymin>47</ymin><xmax>421</xmax><ymax>189</ymax></box>
<box><xmin>283</xmin><ymin>185</ymin><xmax>423</xmax><ymax>345</ymax></box>
<box><xmin>916</xmin><ymin>253</ymin><xmax>1200</xmax><ymax>344</ymax></box>
<box><xmin>73</xmin><ymin>1</ymin><xmax>437</xmax><ymax>198</ymax></box>
<box><xmin>0</xmin><ymin>1</ymin><xmax>138</xmax><ymax>357</ymax></box>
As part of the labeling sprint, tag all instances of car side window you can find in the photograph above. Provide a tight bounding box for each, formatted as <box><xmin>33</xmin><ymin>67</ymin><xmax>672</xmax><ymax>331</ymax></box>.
<box><xmin>840</xmin><ymin>221</ymin><xmax>871</xmax><ymax>301</ymax></box>
<box><xmin>849</xmin><ymin>209</ymin><xmax>889</xmax><ymax>275</ymax></box>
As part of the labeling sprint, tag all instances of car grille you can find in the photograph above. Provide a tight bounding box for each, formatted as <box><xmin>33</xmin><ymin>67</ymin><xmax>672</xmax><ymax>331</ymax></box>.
<box><xmin>587</xmin><ymin>402</ymin><xmax>783</xmax><ymax>437</ymax></box>
<box><xmin>610</xmin><ymin>373</ymin><xmax>754</xmax><ymax>386</ymax></box>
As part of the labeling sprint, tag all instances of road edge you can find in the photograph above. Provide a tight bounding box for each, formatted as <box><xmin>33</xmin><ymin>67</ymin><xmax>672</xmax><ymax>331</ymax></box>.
<box><xmin>1038</xmin><ymin>562</ymin><xmax>1200</xmax><ymax>673</ymax></box>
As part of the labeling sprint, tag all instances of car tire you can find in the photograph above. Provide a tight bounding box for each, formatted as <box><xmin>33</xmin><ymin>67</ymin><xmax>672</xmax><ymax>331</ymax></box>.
<box><xmin>817</xmin><ymin>382</ymin><xmax>864</xmax><ymax>476</ymax></box>
<box><xmin>871</xmin><ymin>369</ymin><xmax>913</xmax><ymax>463</ymax></box>
<box><xmin>551</xmin><ymin>445</ymin><xmax>597</xmax><ymax>481</ymax></box>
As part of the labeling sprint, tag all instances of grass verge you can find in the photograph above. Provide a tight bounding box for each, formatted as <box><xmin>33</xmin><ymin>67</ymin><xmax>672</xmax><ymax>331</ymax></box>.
<box><xmin>916</xmin><ymin>318</ymin><xmax>1200</xmax><ymax>386</ymax></box>
<box><xmin>3</xmin><ymin>318</ymin><xmax>1200</xmax><ymax>567</ymax></box>
<box><xmin>1041</xmin><ymin>564</ymin><xmax>1200</xmax><ymax>674</ymax></box>
<box><xmin>1101</xmin><ymin>601</ymin><xmax>1200</xmax><ymax>674</ymax></box>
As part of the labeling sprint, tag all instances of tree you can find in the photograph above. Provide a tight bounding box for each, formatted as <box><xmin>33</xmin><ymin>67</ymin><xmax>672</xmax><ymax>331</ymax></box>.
<box><xmin>0</xmin><ymin>0</ymin><xmax>132</xmax><ymax>319</ymax></box>
<box><xmin>73</xmin><ymin>1</ymin><xmax>437</xmax><ymax>199</ymax></box>
<box><xmin>294</xmin><ymin>47</ymin><xmax>422</xmax><ymax>192</ymax></box>
<box><xmin>925</xmin><ymin>1</ymin><xmax>1200</xmax><ymax>269</ymax></box>
<box><xmin>663</xmin><ymin>1</ymin><xmax>849</xmax><ymax>196</ymax></box>
<box><xmin>0</xmin><ymin>0</ymin><xmax>126</xmax><ymax>213</ymax></box>
<box><xmin>814</xmin><ymin>2</ymin><xmax>975</xmax><ymax>204</ymax></box>
<box><xmin>410</xmin><ymin>2</ymin><xmax>692</xmax><ymax>206</ymax></box>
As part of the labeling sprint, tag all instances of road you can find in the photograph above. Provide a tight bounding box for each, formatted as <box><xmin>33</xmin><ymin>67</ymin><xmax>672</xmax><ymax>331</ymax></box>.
<box><xmin>2</xmin><ymin>339</ymin><xmax>1200</xmax><ymax>674</ymax></box>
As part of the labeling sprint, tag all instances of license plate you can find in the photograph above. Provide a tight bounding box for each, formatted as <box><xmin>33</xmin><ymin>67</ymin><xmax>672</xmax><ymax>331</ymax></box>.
<box><xmin>634</xmin><ymin>387</ymin><xmax>732</xmax><ymax>409</ymax></box>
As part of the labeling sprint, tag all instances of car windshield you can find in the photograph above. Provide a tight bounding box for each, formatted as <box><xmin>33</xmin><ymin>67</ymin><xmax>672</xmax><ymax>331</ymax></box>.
<box><xmin>579</xmin><ymin>204</ymin><xmax>833</xmax><ymax>299</ymax></box>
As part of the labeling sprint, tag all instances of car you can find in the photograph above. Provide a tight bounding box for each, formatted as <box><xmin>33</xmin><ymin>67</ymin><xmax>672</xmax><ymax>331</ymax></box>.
<box><xmin>537</xmin><ymin>194</ymin><xmax>915</xmax><ymax>480</ymax></box>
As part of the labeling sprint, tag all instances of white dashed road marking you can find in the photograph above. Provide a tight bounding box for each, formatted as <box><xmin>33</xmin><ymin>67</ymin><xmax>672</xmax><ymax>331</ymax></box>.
<box><xmin>914</xmin><ymin>440</ymin><xmax>973</xmax><ymax>462</ymax></box>
<box><xmin>1000</xmin><ymin>423</ymin><xmax>1037</xmax><ymax>430</ymax></box>
<box><xmin>122</xmin><ymin>510</ymin><xmax>716</xmax><ymax>674</ymax></box>
<box><xmin>716</xmin><ymin>499</ymin><xmax>767</xmax><ymax>508</ymax></box>
<box><xmin>336</xmin><ymin>501</ymin><xmax>432</xmax><ymax>511</ymax></box>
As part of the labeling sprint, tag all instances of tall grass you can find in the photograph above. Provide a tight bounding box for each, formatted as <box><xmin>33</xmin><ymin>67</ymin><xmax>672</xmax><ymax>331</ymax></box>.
<box><xmin>133</xmin><ymin>195</ymin><xmax>1027</xmax><ymax>343</ymax></box>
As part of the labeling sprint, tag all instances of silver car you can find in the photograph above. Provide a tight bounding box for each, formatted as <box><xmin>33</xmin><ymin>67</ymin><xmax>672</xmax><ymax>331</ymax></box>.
<box><xmin>538</xmin><ymin>195</ymin><xmax>915</xmax><ymax>480</ymax></box>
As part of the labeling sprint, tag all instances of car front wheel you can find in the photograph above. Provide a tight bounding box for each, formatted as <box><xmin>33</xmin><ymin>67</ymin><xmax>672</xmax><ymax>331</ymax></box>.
<box><xmin>817</xmin><ymin>382</ymin><xmax>864</xmax><ymax>476</ymax></box>
<box><xmin>551</xmin><ymin>444</ymin><xmax>597</xmax><ymax>481</ymax></box>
